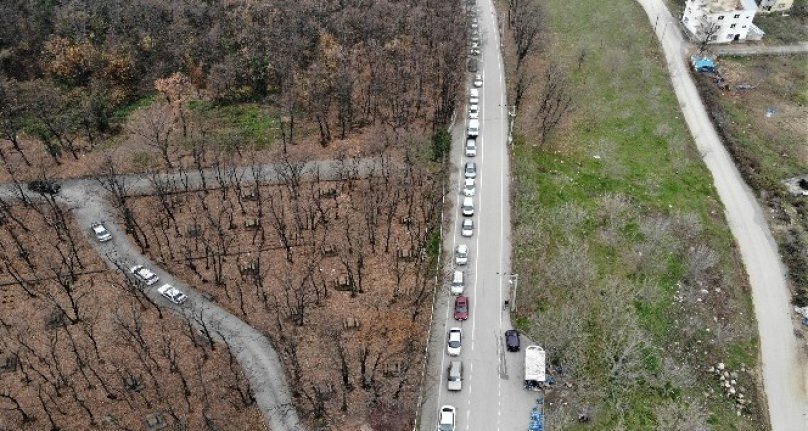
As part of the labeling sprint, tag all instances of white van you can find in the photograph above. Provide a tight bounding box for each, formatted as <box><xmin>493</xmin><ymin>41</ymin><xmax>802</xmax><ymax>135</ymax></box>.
<box><xmin>451</xmin><ymin>270</ymin><xmax>464</xmax><ymax>295</ymax></box>
<box><xmin>467</xmin><ymin>119</ymin><xmax>479</xmax><ymax>137</ymax></box>
<box><xmin>462</xmin><ymin>197</ymin><xmax>474</xmax><ymax>217</ymax></box>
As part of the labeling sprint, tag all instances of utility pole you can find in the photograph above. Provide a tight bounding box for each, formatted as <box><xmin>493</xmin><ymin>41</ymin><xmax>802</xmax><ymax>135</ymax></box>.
<box><xmin>509</xmin><ymin>273</ymin><xmax>519</xmax><ymax>312</ymax></box>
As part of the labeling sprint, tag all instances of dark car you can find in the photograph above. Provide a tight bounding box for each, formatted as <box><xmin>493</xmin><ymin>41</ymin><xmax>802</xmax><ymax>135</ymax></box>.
<box><xmin>28</xmin><ymin>180</ymin><xmax>61</xmax><ymax>194</ymax></box>
<box><xmin>505</xmin><ymin>329</ymin><xmax>520</xmax><ymax>352</ymax></box>
<box><xmin>454</xmin><ymin>296</ymin><xmax>469</xmax><ymax>321</ymax></box>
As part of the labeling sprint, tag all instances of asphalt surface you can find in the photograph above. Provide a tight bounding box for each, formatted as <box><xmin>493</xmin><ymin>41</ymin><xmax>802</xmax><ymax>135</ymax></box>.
<box><xmin>60</xmin><ymin>183</ymin><xmax>305</xmax><ymax>431</ymax></box>
<box><xmin>417</xmin><ymin>0</ymin><xmax>541</xmax><ymax>429</ymax></box>
<box><xmin>638</xmin><ymin>0</ymin><xmax>808</xmax><ymax>429</ymax></box>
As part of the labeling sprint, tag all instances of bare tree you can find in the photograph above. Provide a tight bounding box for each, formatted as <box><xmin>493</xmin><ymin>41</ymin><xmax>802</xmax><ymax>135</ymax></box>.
<box><xmin>130</xmin><ymin>103</ymin><xmax>175</xmax><ymax>168</ymax></box>
<box><xmin>535</xmin><ymin>63</ymin><xmax>574</xmax><ymax>147</ymax></box>
<box><xmin>511</xmin><ymin>0</ymin><xmax>546</xmax><ymax>71</ymax></box>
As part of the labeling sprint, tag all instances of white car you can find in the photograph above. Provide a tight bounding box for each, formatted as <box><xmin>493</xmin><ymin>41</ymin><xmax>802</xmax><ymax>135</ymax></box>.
<box><xmin>447</xmin><ymin>328</ymin><xmax>462</xmax><ymax>356</ymax></box>
<box><xmin>461</xmin><ymin>219</ymin><xmax>474</xmax><ymax>237</ymax></box>
<box><xmin>439</xmin><ymin>405</ymin><xmax>456</xmax><ymax>431</ymax></box>
<box><xmin>465</xmin><ymin>140</ymin><xmax>477</xmax><ymax>157</ymax></box>
<box><xmin>157</xmin><ymin>284</ymin><xmax>188</xmax><ymax>305</ymax></box>
<box><xmin>473</xmin><ymin>73</ymin><xmax>483</xmax><ymax>88</ymax></box>
<box><xmin>469</xmin><ymin>104</ymin><xmax>478</xmax><ymax>118</ymax></box>
<box><xmin>469</xmin><ymin>96</ymin><xmax>479</xmax><ymax>105</ymax></box>
<box><xmin>462</xmin><ymin>179</ymin><xmax>476</xmax><ymax>197</ymax></box>
<box><xmin>455</xmin><ymin>244</ymin><xmax>469</xmax><ymax>265</ymax></box>
<box><xmin>91</xmin><ymin>223</ymin><xmax>112</xmax><ymax>242</ymax></box>
<box><xmin>464</xmin><ymin>162</ymin><xmax>477</xmax><ymax>179</ymax></box>
<box><xmin>130</xmin><ymin>265</ymin><xmax>160</xmax><ymax>286</ymax></box>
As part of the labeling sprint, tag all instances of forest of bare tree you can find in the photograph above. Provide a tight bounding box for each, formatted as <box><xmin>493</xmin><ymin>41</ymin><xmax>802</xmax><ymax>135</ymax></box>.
<box><xmin>0</xmin><ymin>0</ymin><xmax>466</xmax><ymax>179</ymax></box>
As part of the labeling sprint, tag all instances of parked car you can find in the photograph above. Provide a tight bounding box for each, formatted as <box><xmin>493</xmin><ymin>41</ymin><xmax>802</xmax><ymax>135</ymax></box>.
<box><xmin>447</xmin><ymin>360</ymin><xmax>463</xmax><ymax>391</ymax></box>
<box><xmin>91</xmin><ymin>223</ymin><xmax>112</xmax><ymax>242</ymax></box>
<box><xmin>454</xmin><ymin>296</ymin><xmax>469</xmax><ymax>320</ymax></box>
<box><xmin>439</xmin><ymin>405</ymin><xmax>457</xmax><ymax>431</ymax></box>
<box><xmin>468</xmin><ymin>104</ymin><xmax>479</xmax><ymax>119</ymax></box>
<box><xmin>469</xmin><ymin>47</ymin><xmax>480</xmax><ymax>56</ymax></box>
<box><xmin>447</xmin><ymin>327</ymin><xmax>462</xmax><ymax>356</ymax></box>
<box><xmin>451</xmin><ymin>270</ymin><xmax>465</xmax><ymax>295</ymax></box>
<box><xmin>455</xmin><ymin>244</ymin><xmax>469</xmax><ymax>265</ymax></box>
<box><xmin>462</xmin><ymin>179</ymin><xmax>476</xmax><ymax>197</ymax></box>
<box><xmin>464</xmin><ymin>162</ymin><xmax>477</xmax><ymax>179</ymax></box>
<box><xmin>157</xmin><ymin>284</ymin><xmax>188</xmax><ymax>305</ymax></box>
<box><xmin>473</xmin><ymin>73</ymin><xmax>483</xmax><ymax>88</ymax></box>
<box><xmin>467</xmin><ymin>58</ymin><xmax>478</xmax><ymax>73</ymax></box>
<box><xmin>461</xmin><ymin>219</ymin><xmax>474</xmax><ymax>237</ymax></box>
<box><xmin>461</xmin><ymin>197</ymin><xmax>474</xmax><ymax>217</ymax></box>
<box><xmin>505</xmin><ymin>329</ymin><xmax>521</xmax><ymax>352</ymax></box>
<box><xmin>130</xmin><ymin>265</ymin><xmax>160</xmax><ymax>286</ymax></box>
<box><xmin>28</xmin><ymin>180</ymin><xmax>60</xmax><ymax>194</ymax></box>
<box><xmin>465</xmin><ymin>139</ymin><xmax>477</xmax><ymax>157</ymax></box>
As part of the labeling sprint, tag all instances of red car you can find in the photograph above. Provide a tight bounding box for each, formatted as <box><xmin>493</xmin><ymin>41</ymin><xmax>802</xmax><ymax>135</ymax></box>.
<box><xmin>454</xmin><ymin>296</ymin><xmax>469</xmax><ymax>321</ymax></box>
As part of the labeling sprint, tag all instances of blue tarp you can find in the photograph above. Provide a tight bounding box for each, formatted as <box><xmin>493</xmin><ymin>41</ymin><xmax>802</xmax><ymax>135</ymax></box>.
<box><xmin>692</xmin><ymin>56</ymin><xmax>716</xmax><ymax>73</ymax></box>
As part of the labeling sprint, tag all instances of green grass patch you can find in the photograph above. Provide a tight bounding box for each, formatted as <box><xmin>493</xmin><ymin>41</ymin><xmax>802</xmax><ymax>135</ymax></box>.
<box><xmin>509</xmin><ymin>0</ymin><xmax>761</xmax><ymax>428</ymax></box>
<box><xmin>111</xmin><ymin>95</ymin><xmax>156</xmax><ymax>124</ymax></box>
<box><xmin>188</xmin><ymin>101</ymin><xmax>278</xmax><ymax>149</ymax></box>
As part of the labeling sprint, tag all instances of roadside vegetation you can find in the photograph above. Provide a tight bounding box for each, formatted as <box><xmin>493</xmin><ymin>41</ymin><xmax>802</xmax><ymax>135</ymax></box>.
<box><xmin>695</xmin><ymin>55</ymin><xmax>808</xmax><ymax>306</ymax></box>
<box><xmin>500</xmin><ymin>0</ymin><xmax>764</xmax><ymax>428</ymax></box>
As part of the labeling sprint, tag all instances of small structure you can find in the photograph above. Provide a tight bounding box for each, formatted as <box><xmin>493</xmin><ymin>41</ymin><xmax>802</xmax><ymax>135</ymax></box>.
<box><xmin>343</xmin><ymin>317</ymin><xmax>361</xmax><ymax>330</ymax></box>
<box><xmin>239</xmin><ymin>261</ymin><xmax>259</xmax><ymax>276</ymax></box>
<box><xmin>321</xmin><ymin>244</ymin><xmax>337</xmax><ymax>256</ymax></box>
<box><xmin>334</xmin><ymin>274</ymin><xmax>353</xmax><ymax>291</ymax></box>
<box><xmin>244</xmin><ymin>218</ymin><xmax>260</xmax><ymax>230</ymax></box>
<box><xmin>144</xmin><ymin>412</ymin><xmax>168</xmax><ymax>431</ymax></box>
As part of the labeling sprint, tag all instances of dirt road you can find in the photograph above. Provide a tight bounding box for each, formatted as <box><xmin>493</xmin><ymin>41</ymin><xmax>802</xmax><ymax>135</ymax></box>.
<box><xmin>637</xmin><ymin>0</ymin><xmax>808</xmax><ymax>429</ymax></box>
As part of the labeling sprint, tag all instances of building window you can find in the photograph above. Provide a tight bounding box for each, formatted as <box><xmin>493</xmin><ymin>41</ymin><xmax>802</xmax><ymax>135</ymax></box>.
<box><xmin>727</xmin><ymin>34</ymin><xmax>733</xmax><ymax>39</ymax></box>
<box><xmin>734</xmin><ymin>14</ymin><xmax>740</xmax><ymax>18</ymax></box>
<box><xmin>730</xmin><ymin>23</ymin><xmax>736</xmax><ymax>28</ymax></box>
<box><xmin>709</xmin><ymin>35</ymin><xmax>718</xmax><ymax>41</ymax></box>
<box><xmin>718</xmin><ymin>15</ymin><xmax>725</xmax><ymax>19</ymax></box>
<box><xmin>742</xmin><ymin>25</ymin><xmax>747</xmax><ymax>28</ymax></box>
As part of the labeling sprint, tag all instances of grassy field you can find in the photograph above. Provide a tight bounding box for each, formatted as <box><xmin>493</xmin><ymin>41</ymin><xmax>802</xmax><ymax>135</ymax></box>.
<box><xmin>505</xmin><ymin>0</ymin><xmax>764</xmax><ymax>429</ymax></box>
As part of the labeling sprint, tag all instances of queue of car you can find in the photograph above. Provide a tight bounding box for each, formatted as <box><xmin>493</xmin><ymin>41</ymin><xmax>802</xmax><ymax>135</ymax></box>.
<box><xmin>90</xmin><ymin>221</ymin><xmax>189</xmax><ymax>306</ymax></box>
<box><xmin>439</xmin><ymin>2</ymin><xmax>522</xmax><ymax>426</ymax></box>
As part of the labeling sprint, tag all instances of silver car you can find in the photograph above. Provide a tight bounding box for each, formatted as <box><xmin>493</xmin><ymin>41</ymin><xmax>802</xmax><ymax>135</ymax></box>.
<box><xmin>157</xmin><ymin>284</ymin><xmax>188</xmax><ymax>305</ymax></box>
<box><xmin>130</xmin><ymin>265</ymin><xmax>160</xmax><ymax>286</ymax></box>
<box><xmin>464</xmin><ymin>162</ymin><xmax>477</xmax><ymax>179</ymax></box>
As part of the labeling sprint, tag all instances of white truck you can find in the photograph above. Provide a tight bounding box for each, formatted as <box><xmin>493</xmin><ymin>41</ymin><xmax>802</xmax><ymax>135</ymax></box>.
<box><xmin>524</xmin><ymin>345</ymin><xmax>546</xmax><ymax>391</ymax></box>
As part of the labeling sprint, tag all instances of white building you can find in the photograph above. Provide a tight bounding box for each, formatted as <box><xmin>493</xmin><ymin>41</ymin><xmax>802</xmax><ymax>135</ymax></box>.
<box><xmin>682</xmin><ymin>0</ymin><xmax>765</xmax><ymax>44</ymax></box>
<box><xmin>756</xmin><ymin>0</ymin><xmax>793</xmax><ymax>13</ymax></box>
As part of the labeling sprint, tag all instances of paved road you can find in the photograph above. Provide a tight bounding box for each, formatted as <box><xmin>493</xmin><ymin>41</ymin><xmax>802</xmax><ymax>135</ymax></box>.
<box><xmin>712</xmin><ymin>41</ymin><xmax>808</xmax><ymax>56</ymax></box>
<box><xmin>638</xmin><ymin>0</ymin><xmax>808</xmax><ymax>429</ymax></box>
<box><xmin>56</xmin><ymin>183</ymin><xmax>305</xmax><ymax>431</ymax></box>
<box><xmin>418</xmin><ymin>0</ymin><xmax>539</xmax><ymax>429</ymax></box>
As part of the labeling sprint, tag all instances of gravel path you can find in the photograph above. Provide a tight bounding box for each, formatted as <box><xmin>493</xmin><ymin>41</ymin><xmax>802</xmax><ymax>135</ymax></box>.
<box><xmin>637</xmin><ymin>0</ymin><xmax>808</xmax><ymax>428</ymax></box>
<box><xmin>711</xmin><ymin>42</ymin><xmax>808</xmax><ymax>56</ymax></box>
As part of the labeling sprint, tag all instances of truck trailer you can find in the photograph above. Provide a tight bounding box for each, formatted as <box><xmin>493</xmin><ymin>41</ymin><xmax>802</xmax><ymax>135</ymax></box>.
<box><xmin>524</xmin><ymin>345</ymin><xmax>546</xmax><ymax>391</ymax></box>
